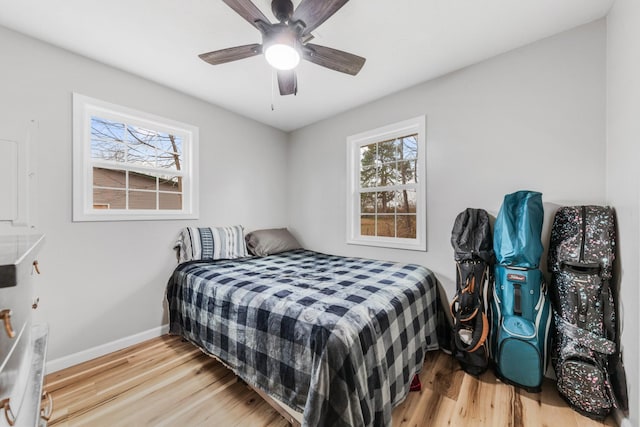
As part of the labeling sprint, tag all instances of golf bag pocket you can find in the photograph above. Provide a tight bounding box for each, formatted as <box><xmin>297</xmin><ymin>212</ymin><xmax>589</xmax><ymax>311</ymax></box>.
<box><xmin>490</xmin><ymin>265</ymin><xmax>551</xmax><ymax>391</ymax></box>
<box><xmin>498</xmin><ymin>316</ymin><xmax>542</xmax><ymax>389</ymax></box>
<box><xmin>556</xmin><ymin>353</ymin><xmax>612</xmax><ymax>419</ymax></box>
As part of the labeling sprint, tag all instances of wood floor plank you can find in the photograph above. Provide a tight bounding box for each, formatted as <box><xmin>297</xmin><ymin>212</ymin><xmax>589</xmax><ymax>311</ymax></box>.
<box><xmin>48</xmin><ymin>346</ymin><xmax>206</xmax><ymax>424</ymax></box>
<box><xmin>46</xmin><ymin>336</ymin><xmax>617</xmax><ymax>426</ymax></box>
<box><xmin>66</xmin><ymin>357</ymin><xmax>224</xmax><ymax>425</ymax></box>
<box><xmin>421</xmin><ymin>350</ymin><xmax>465</xmax><ymax>400</ymax></box>
<box><xmin>45</xmin><ymin>335</ymin><xmax>181</xmax><ymax>391</ymax></box>
<box><xmin>393</xmin><ymin>386</ymin><xmax>457</xmax><ymax>427</ymax></box>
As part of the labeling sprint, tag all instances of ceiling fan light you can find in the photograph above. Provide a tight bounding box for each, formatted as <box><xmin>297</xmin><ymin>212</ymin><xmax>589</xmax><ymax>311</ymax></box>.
<box><xmin>265</xmin><ymin>43</ymin><xmax>300</xmax><ymax>70</ymax></box>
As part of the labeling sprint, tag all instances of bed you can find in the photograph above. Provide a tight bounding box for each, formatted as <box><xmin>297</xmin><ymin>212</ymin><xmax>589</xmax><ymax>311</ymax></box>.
<box><xmin>167</xmin><ymin>243</ymin><xmax>443</xmax><ymax>427</ymax></box>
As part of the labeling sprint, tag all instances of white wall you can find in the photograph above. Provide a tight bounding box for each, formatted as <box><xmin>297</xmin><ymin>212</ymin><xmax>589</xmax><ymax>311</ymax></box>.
<box><xmin>0</xmin><ymin>26</ymin><xmax>289</xmax><ymax>362</ymax></box>
<box><xmin>607</xmin><ymin>1</ymin><xmax>640</xmax><ymax>425</ymax></box>
<box><xmin>288</xmin><ymin>20</ymin><xmax>607</xmax><ymax>297</ymax></box>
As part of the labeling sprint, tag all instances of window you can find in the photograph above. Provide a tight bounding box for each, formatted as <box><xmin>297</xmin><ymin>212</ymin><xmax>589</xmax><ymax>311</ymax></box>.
<box><xmin>73</xmin><ymin>93</ymin><xmax>198</xmax><ymax>221</ymax></box>
<box><xmin>346</xmin><ymin>116</ymin><xmax>426</xmax><ymax>251</ymax></box>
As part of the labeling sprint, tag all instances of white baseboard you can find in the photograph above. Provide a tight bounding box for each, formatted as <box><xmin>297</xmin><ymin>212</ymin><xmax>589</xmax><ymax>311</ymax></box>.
<box><xmin>618</xmin><ymin>418</ymin><xmax>632</xmax><ymax>427</ymax></box>
<box><xmin>613</xmin><ymin>407</ymin><xmax>631</xmax><ymax>427</ymax></box>
<box><xmin>46</xmin><ymin>324</ymin><xmax>170</xmax><ymax>374</ymax></box>
<box><xmin>615</xmin><ymin>412</ymin><xmax>631</xmax><ymax>427</ymax></box>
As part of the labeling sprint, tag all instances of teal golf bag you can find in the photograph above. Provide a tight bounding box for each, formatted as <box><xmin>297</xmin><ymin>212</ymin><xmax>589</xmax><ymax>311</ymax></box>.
<box><xmin>490</xmin><ymin>190</ymin><xmax>552</xmax><ymax>392</ymax></box>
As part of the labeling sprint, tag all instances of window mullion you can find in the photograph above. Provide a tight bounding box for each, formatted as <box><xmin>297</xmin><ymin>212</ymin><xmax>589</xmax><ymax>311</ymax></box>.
<box><xmin>125</xmin><ymin>170</ymin><xmax>129</xmax><ymax>210</ymax></box>
<box><xmin>124</xmin><ymin>124</ymin><xmax>130</xmax><ymax>210</ymax></box>
<box><xmin>359</xmin><ymin>184</ymin><xmax>417</xmax><ymax>193</ymax></box>
<box><xmin>90</xmin><ymin>160</ymin><xmax>186</xmax><ymax>178</ymax></box>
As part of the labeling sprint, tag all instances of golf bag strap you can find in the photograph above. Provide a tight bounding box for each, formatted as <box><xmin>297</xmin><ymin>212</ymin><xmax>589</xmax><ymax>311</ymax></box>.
<box><xmin>559</xmin><ymin>318</ymin><xmax>616</xmax><ymax>355</ymax></box>
<box><xmin>450</xmin><ymin>273</ymin><xmax>481</xmax><ymax>322</ymax></box>
<box><xmin>601</xmin><ymin>279</ymin><xmax>616</xmax><ymax>344</ymax></box>
<box><xmin>453</xmin><ymin>309</ymin><xmax>489</xmax><ymax>353</ymax></box>
<box><xmin>451</xmin><ymin>262</ymin><xmax>489</xmax><ymax>353</ymax></box>
<box><xmin>450</xmin><ymin>295</ymin><xmax>479</xmax><ymax>323</ymax></box>
<box><xmin>577</xmin><ymin>287</ymin><xmax>588</xmax><ymax>327</ymax></box>
<box><xmin>468</xmin><ymin>312</ymin><xmax>489</xmax><ymax>352</ymax></box>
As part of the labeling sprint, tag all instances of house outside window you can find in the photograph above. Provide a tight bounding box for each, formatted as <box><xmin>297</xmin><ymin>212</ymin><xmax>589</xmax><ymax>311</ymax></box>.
<box><xmin>346</xmin><ymin>116</ymin><xmax>426</xmax><ymax>251</ymax></box>
<box><xmin>73</xmin><ymin>93</ymin><xmax>199</xmax><ymax>221</ymax></box>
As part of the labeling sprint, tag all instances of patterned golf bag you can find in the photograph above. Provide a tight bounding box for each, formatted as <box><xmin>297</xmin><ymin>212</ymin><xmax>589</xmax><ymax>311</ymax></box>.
<box><xmin>548</xmin><ymin>206</ymin><xmax>628</xmax><ymax>419</ymax></box>
<box><xmin>490</xmin><ymin>191</ymin><xmax>552</xmax><ymax>392</ymax></box>
<box><xmin>449</xmin><ymin>208</ymin><xmax>493</xmax><ymax>375</ymax></box>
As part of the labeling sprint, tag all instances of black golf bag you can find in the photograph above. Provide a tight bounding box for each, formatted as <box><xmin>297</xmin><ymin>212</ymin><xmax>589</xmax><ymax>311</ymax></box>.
<box><xmin>548</xmin><ymin>205</ymin><xmax>628</xmax><ymax>419</ymax></box>
<box><xmin>450</xmin><ymin>208</ymin><xmax>493</xmax><ymax>375</ymax></box>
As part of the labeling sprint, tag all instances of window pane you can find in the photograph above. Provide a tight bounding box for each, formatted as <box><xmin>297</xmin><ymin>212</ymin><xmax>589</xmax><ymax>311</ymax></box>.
<box><xmin>91</xmin><ymin>138</ymin><xmax>125</xmax><ymax>163</ymax></box>
<box><xmin>377</xmin><ymin>191</ymin><xmax>396</xmax><ymax>214</ymax></box>
<box><xmin>376</xmin><ymin>215</ymin><xmax>395</xmax><ymax>237</ymax></box>
<box><xmin>156</xmin><ymin>134</ymin><xmax>183</xmax><ymax>172</ymax></box>
<box><xmin>401</xmin><ymin>135</ymin><xmax>418</xmax><ymax>160</ymax></box>
<box><xmin>397</xmin><ymin>215</ymin><xmax>417</xmax><ymax>238</ymax></box>
<box><xmin>360</xmin><ymin>143</ymin><xmax>376</xmax><ymax>167</ymax></box>
<box><xmin>125</xmin><ymin>124</ymin><xmax>159</xmax><ymax>144</ymax></box>
<box><xmin>360</xmin><ymin>167</ymin><xmax>376</xmax><ymax>188</ymax></box>
<box><xmin>378</xmin><ymin>139</ymin><xmax>396</xmax><ymax>163</ymax></box>
<box><xmin>360</xmin><ymin>143</ymin><xmax>377</xmax><ymax>187</ymax></box>
<box><xmin>394</xmin><ymin>138</ymin><xmax>403</xmax><ymax>159</ymax></box>
<box><xmin>377</xmin><ymin>140</ymin><xmax>395</xmax><ymax>187</ymax></box>
<box><xmin>360</xmin><ymin>215</ymin><xmax>375</xmax><ymax>236</ymax></box>
<box><xmin>126</xmin><ymin>140</ymin><xmax>157</xmax><ymax>168</ymax></box>
<box><xmin>93</xmin><ymin>188</ymin><xmax>126</xmax><ymax>209</ymax></box>
<box><xmin>91</xmin><ymin>117</ymin><xmax>124</xmax><ymax>141</ymax></box>
<box><xmin>160</xmin><ymin>176</ymin><xmax>181</xmax><ymax>193</ymax></box>
<box><xmin>155</xmin><ymin>133</ymin><xmax>183</xmax><ymax>155</ymax></box>
<box><xmin>91</xmin><ymin>117</ymin><xmax>126</xmax><ymax>163</ymax></box>
<box><xmin>93</xmin><ymin>167</ymin><xmax>125</xmax><ymax>189</ymax></box>
<box><xmin>159</xmin><ymin>192</ymin><xmax>182</xmax><ymax>210</ymax></box>
<box><xmin>396</xmin><ymin>189</ymin><xmax>417</xmax><ymax>213</ymax></box>
<box><xmin>360</xmin><ymin>192</ymin><xmax>376</xmax><ymax>214</ymax></box>
<box><xmin>156</xmin><ymin>149</ymin><xmax>182</xmax><ymax>171</ymax></box>
<box><xmin>377</xmin><ymin>163</ymin><xmax>396</xmax><ymax>187</ymax></box>
<box><xmin>128</xmin><ymin>171</ymin><xmax>157</xmax><ymax>191</ymax></box>
<box><xmin>396</xmin><ymin>160</ymin><xmax>417</xmax><ymax>184</ymax></box>
<box><xmin>129</xmin><ymin>190</ymin><xmax>156</xmax><ymax>209</ymax></box>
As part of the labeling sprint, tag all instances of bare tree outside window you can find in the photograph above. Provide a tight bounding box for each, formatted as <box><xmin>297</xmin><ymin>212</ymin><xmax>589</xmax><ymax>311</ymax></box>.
<box><xmin>90</xmin><ymin>116</ymin><xmax>184</xmax><ymax>210</ymax></box>
<box><xmin>359</xmin><ymin>134</ymin><xmax>418</xmax><ymax>239</ymax></box>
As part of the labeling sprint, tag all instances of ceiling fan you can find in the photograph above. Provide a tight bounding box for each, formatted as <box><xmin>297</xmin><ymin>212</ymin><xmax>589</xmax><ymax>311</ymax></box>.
<box><xmin>198</xmin><ymin>0</ymin><xmax>366</xmax><ymax>96</ymax></box>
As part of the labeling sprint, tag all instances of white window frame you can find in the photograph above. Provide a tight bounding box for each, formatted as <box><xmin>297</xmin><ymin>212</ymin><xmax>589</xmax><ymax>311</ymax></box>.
<box><xmin>72</xmin><ymin>93</ymin><xmax>199</xmax><ymax>221</ymax></box>
<box><xmin>346</xmin><ymin>116</ymin><xmax>426</xmax><ymax>251</ymax></box>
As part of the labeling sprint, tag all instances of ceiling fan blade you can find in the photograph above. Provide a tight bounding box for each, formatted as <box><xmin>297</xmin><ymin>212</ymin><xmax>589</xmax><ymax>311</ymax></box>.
<box><xmin>199</xmin><ymin>43</ymin><xmax>262</xmax><ymax>65</ymax></box>
<box><xmin>222</xmin><ymin>0</ymin><xmax>271</xmax><ymax>31</ymax></box>
<box><xmin>302</xmin><ymin>43</ymin><xmax>365</xmax><ymax>75</ymax></box>
<box><xmin>291</xmin><ymin>0</ymin><xmax>349</xmax><ymax>35</ymax></box>
<box><xmin>277</xmin><ymin>70</ymin><xmax>297</xmax><ymax>96</ymax></box>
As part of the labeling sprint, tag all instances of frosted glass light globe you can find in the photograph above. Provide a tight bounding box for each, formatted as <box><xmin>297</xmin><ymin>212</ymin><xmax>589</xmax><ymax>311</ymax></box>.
<box><xmin>265</xmin><ymin>44</ymin><xmax>300</xmax><ymax>71</ymax></box>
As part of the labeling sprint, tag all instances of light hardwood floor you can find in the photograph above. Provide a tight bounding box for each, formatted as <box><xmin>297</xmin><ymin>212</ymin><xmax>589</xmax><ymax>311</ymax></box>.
<box><xmin>44</xmin><ymin>335</ymin><xmax>616</xmax><ymax>426</ymax></box>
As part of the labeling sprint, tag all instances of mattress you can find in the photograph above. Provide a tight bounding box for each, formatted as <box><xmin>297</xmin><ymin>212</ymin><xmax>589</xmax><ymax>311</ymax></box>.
<box><xmin>166</xmin><ymin>249</ymin><xmax>442</xmax><ymax>426</ymax></box>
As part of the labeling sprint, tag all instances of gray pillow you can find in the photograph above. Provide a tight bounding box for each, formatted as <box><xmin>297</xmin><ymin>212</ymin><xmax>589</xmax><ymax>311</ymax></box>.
<box><xmin>245</xmin><ymin>228</ymin><xmax>301</xmax><ymax>256</ymax></box>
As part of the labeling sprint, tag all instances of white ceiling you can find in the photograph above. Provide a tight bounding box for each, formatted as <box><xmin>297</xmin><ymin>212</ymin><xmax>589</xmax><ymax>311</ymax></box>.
<box><xmin>0</xmin><ymin>0</ymin><xmax>613</xmax><ymax>131</ymax></box>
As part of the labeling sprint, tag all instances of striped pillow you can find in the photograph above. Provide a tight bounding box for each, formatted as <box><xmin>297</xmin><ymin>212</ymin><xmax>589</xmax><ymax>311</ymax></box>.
<box><xmin>175</xmin><ymin>225</ymin><xmax>249</xmax><ymax>263</ymax></box>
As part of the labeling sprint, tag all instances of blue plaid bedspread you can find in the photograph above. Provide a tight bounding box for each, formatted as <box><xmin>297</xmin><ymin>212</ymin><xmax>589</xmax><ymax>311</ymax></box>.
<box><xmin>166</xmin><ymin>250</ymin><xmax>441</xmax><ymax>426</ymax></box>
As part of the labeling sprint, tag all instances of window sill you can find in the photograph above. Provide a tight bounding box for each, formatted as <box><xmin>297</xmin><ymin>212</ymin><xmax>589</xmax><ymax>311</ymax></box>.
<box><xmin>72</xmin><ymin>210</ymin><xmax>198</xmax><ymax>222</ymax></box>
<box><xmin>346</xmin><ymin>237</ymin><xmax>427</xmax><ymax>252</ymax></box>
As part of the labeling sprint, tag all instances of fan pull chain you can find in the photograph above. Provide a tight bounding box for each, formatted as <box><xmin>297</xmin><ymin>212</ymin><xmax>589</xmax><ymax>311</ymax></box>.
<box><xmin>271</xmin><ymin>69</ymin><xmax>275</xmax><ymax>111</ymax></box>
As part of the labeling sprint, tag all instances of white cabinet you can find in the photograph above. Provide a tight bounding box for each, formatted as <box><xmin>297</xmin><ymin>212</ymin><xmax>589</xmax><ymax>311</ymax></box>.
<box><xmin>0</xmin><ymin>120</ymin><xmax>38</xmax><ymax>233</ymax></box>
<box><xmin>0</xmin><ymin>142</ymin><xmax>18</xmax><ymax>221</ymax></box>
<box><xmin>0</xmin><ymin>234</ymin><xmax>49</xmax><ymax>427</ymax></box>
